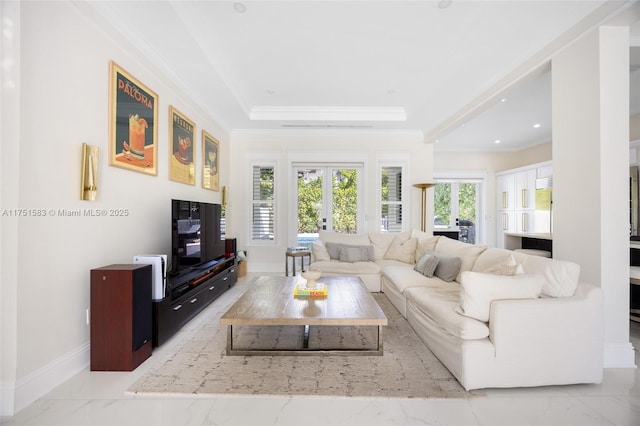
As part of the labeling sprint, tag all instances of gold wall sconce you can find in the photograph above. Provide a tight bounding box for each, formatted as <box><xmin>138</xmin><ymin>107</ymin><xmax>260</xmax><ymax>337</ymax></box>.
<box><xmin>413</xmin><ymin>183</ymin><xmax>435</xmax><ymax>232</ymax></box>
<box><xmin>81</xmin><ymin>143</ymin><xmax>98</xmax><ymax>201</ymax></box>
<box><xmin>222</xmin><ymin>185</ymin><xmax>228</xmax><ymax>207</ymax></box>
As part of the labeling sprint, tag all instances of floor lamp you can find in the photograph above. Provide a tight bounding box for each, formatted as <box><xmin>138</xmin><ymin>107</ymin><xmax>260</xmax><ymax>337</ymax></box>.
<box><xmin>413</xmin><ymin>183</ymin><xmax>435</xmax><ymax>232</ymax></box>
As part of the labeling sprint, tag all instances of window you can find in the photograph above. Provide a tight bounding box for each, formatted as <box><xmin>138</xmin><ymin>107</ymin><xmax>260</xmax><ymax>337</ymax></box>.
<box><xmin>251</xmin><ymin>164</ymin><xmax>275</xmax><ymax>241</ymax></box>
<box><xmin>381</xmin><ymin>165</ymin><xmax>404</xmax><ymax>232</ymax></box>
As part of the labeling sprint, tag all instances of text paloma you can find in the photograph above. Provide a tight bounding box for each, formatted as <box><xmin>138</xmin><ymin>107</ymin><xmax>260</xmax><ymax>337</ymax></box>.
<box><xmin>118</xmin><ymin>78</ymin><xmax>152</xmax><ymax>109</ymax></box>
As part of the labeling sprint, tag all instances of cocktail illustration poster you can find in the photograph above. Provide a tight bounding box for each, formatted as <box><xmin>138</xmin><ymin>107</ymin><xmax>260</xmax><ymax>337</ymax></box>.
<box><xmin>202</xmin><ymin>130</ymin><xmax>219</xmax><ymax>191</ymax></box>
<box><xmin>169</xmin><ymin>106</ymin><xmax>196</xmax><ymax>185</ymax></box>
<box><xmin>108</xmin><ymin>61</ymin><xmax>158</xmax><ymax>175</ymax></box>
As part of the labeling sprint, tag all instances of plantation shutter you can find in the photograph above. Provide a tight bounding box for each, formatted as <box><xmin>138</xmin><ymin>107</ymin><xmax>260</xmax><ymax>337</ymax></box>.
<box><xmin>381</xmin><ymin>166</ymin><xmax>403</xmax><ymax>232</ymax></box>
<box><xmin>251</xmin><ymin>165</ymin><xmax>275</xmax><ymax>241</ymax></box>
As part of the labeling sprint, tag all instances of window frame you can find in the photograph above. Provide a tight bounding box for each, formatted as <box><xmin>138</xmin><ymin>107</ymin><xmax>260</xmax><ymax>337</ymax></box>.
<box><xmin>248</xmin><ymin>161</ymin><xmax>277</xmax><ymax>245</ymax></box>
<box><xmin>379</xmin><ymin>161</ymin><xmax>408</xmax><ymax>233</ymax></box>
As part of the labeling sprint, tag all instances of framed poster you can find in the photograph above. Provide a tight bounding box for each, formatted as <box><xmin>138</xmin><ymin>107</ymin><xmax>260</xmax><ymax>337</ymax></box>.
<box><xmin>108</xmin><ymin>61</ymin><xmax>158</xmax><ymax>175</ymax></box>
<box><xmin>169</xmin><ymin>106</ymin><xmax>196</xmax><ymax>185</ymax></box>
<box><xmin>202</xmin><ymin>130</ymin><xmax>219</xmax><ymax>191</ymax></box>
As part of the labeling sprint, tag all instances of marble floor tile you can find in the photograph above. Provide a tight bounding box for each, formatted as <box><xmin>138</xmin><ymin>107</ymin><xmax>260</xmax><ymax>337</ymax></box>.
<box><xmin>2</xmin><ymin>274</ymin><xmax>639</xmax><ymax>426</ymax></box>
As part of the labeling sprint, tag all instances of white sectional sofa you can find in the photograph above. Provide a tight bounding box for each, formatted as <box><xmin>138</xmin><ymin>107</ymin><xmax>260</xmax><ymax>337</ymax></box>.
<box><xmin>309</xmin><ymin>230</ymin><xmax>604</xmax><ymax>390</ymax></box>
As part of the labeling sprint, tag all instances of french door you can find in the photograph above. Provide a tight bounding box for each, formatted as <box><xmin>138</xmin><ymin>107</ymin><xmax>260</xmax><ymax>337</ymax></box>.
<box><xmin>433</xmin><ymin>180</ymin><xmax>481</xmax><ymax>244</ymax></box>
<box><xmin>293</xmin><ymin>164</ymin><xmax>363</xmax><ymax>247</ymax></box>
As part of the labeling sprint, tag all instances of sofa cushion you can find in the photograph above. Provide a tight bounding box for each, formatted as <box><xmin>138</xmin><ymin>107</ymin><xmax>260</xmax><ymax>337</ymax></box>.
<box><xmin>411</xmin><ymin>229</ymin><xmax>440</xmax><ymax>261</ymax></box>
<box><xmin>326</xmin><ymin>242</ymin><xmax>373</xmax><ymax>261</ymax></box>
<box><xmin>457</xmin><ymin>271</ymin><xmax>545</xmax><ymax>322</ymax></box>
<box><xmin>414</xmin><ymin>252</ymin><xmax>439</xmax><ymax>277</ymax></box>
<box><xmin>381</xmin><ymin>265</ymin><xmax>447</xmax><ymax>293</ymax></box>
<box><xmin>339</xmin><ymin>245</ymin><xmax>373</xmax><ymax>262</ymax></box>
<box><xmin>384</xmin><ymin>235</ymin><xmax>417</xmax><ymax>264</ymax></box>
<box><xmin>319</xmin><ymin>231</ymin><xmax>371</xmax><ymax>246</ymax></box>
<box><xmin>435</xmin><ymin>237</ymin><xmax>487</xmax><ymax>281</ymax></box>
<box><xmin>311</xmin><ymin>240</ymin><xmax>330</xmax><ymax>262</ymax></box>
<box><xmin>405</xmin><ymin>285</ymin><xmax>490</xmax><ymax>340</ymax></box>
<box><xmin>369</xmin><ymin>233</ymin><xmax>397</xmax><ymax>260</ymax></box>
<box><xmin>310</xmin><ymin>260</ymin><xmax>381</xmax><ymax>275</ymax></box>
<box><xmin>520</xmin><ymin>256</ymin><xmax>580</xmax><ymax>297</ymax></box>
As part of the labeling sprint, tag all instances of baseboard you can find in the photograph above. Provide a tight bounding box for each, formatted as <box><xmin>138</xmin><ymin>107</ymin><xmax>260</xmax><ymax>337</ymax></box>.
<box><xmin>604</xmin><ymin>342</ymin><xmax>637</xmax><ymax>368</ymax></box>
<box><xmin>2</xmin><ymin>342</ymin><xmax>89</xmax><ymax>417</ymax></box>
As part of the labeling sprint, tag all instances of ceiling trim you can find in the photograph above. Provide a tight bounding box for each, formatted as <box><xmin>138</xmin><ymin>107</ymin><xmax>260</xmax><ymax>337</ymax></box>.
<box><xmin>249</xmin><ymin>106</ymin><xmax>407</xmax><ymax>122</ymax></box>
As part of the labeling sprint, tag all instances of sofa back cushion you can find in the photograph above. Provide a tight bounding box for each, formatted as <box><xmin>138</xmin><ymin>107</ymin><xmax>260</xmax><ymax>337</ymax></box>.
<box><xmin>435</xmin><ymin>237</ymin><xmax>487</xmax><ymax>281</ymax></box>
<box><xmin>311</xmin><ymin>240</ymin><xmax>330</xmax><ymax>262</ymax></box>
<box><xmin>319</xmin><ymin>230</ymin><xmax>370</xmax><ymax>246</ymax></box>
<box><xmin>369</xmin><ymin>233</ymin><xmax>397</xmax><ymax>260</ymax></box>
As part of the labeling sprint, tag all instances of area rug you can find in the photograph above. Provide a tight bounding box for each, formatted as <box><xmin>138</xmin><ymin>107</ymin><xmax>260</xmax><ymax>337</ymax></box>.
<box><xmin>127</xmin><ymin>287</ymin><xmax>484</xmax><ymax>399</ymax></box>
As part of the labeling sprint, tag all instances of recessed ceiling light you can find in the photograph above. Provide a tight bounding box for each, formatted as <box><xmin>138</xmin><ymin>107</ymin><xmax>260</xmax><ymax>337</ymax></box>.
<box><xmin>494</xmin><ymin>139</ymin><xmax>501</xmax><ymax>144</ymax></box>
<box><xmin>500</xmin><ymin>98</ymin><xmax>507</xmax><ymax>103</ymax></box>
<box><xmin>233</xmin><ymin>2</ymin><xmax>246</xmax><ymax>13</ymax></box>
<box><xmin>533</xmin><ymin>123</ymin><xmax>541</xmax><ymax>128</ymax></box>
<box><xmin>438</xmin><ymin>0</ymin><xmax>452</xmax><ymax>9</ymax></box>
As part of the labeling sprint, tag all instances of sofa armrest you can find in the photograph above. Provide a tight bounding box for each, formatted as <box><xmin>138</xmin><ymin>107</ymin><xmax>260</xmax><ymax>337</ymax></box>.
<box><xmin>489</xmin><ymin>283</ymin><xmax>603</xmax><ymax>363</ymax></box>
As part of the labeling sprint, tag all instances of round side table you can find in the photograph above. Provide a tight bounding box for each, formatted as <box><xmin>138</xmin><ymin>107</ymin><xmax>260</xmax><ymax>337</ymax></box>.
<box><xmin>285</xmin><ymin>249</ymin><xmax>311</xmax><ymax>276</ymax></box>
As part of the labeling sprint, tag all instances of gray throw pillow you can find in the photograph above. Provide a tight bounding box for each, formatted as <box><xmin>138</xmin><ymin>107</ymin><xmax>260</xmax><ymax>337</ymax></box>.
<box><xmin>414</xmin><ymin>252</ymin><xmax>439</xmax><ymax>277</ymax></box>
<box><xmin>428</xmin><ymin>251</ymin><xmax>462</xmax><ymax>282</ymax></box>
<box><xmin>326</xmin><ymin>243</ymin><xmax>373</xmax><ymax>261</ymax></box>
<box><xmin>339</xmin><ymin>246</ymin><xmax>371</xmax><ymax>262</ymax></box>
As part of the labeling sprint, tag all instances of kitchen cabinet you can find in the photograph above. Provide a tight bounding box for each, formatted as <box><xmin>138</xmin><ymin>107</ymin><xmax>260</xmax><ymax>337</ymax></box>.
<box><xmin>496</xmin><ymin>162</ymin><xmax>551</xmax><ymax>248</ymax></box>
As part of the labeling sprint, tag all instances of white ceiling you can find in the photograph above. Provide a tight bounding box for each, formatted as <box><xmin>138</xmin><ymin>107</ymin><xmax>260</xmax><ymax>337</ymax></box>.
<box><xmin>82</xmin><ymin>0</ymin><xmax>639</xmax><ymax>152</ymax></box>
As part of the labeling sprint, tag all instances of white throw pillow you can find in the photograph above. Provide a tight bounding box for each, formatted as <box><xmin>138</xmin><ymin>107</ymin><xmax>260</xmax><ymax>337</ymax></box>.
<box><xmin>384</xmin><ymin>235</ymin><xmax>417</xmax><ymax>264</ymax></box>
<box><xmin>483</xmin><ymin>254</ymin><xmax>524</xmax><ymax>276</ymax></box>
<box><xmin>311</xmin><ymin>240</ymin><xmax>330</xmax><ymax>262</ymax></box>
<box><xmin>457</xmin><ymin>271</ymin><xmax>545</xmax><ymax>322</ymax></box>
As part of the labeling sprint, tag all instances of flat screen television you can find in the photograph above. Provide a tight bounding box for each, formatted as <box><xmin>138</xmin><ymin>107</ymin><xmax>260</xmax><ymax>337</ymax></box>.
<box><xmin>170</xmin><ymin>199</ymin><xmax>225</xmax><ymax>276</ymax></box>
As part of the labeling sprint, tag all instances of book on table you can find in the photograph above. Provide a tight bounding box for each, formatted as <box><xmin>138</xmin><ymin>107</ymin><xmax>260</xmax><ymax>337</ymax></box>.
<box><xmin>294</xmin><ymin>283</ymin><xmax>328</xmax><ymax>298</ymax></box>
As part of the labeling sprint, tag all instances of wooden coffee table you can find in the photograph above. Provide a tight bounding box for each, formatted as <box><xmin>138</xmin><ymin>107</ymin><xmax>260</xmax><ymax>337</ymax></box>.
<box><xmin>220</xmin><ymin>275</ymin><xmax>387</xmax><ymax>356</ymax></box>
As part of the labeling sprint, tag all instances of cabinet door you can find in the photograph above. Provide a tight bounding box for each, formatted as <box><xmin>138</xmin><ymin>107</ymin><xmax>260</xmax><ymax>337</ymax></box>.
<box><xmin>516</xmin><ymin>211</ymin><xmax>534</xmax><ymax>234</ymax></box>
<box><xmin>496</xmin><ymin>174</ymin><xmax>515</xmax><ymax>210</ymax></box>
<box><xmin>515</xmin><ymin>170</ymin><xmax>536</xmax><ymax>210</ymax></box>
<box><xmin>496</xmin><ymin>211</ymin><xmax>516</xmax><ymax>248</ymax></box>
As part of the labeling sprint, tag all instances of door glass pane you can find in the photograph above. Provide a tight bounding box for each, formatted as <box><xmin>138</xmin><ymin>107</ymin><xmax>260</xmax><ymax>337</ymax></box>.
<box><xmin>434</xmin><ymin>183</ymin><xmax>452</xmax><ymax>227</ymax></box>
<box><xmin>458</xmin><ymin>183</ymin><xmax>477</xmax><ymax>243</ymax></box>
<box><xmin>297</xmin><ymin>168</ymin><xmax>323</xmax><ymax>248</ymax></box>
<box><xmin>332</xmin><ymin>168</ymin><xmax>358</xmax><ymax>234</ymax></box>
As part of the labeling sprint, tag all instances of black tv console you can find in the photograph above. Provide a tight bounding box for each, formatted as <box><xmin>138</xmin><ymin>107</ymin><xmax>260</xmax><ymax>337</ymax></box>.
<box><xmin>152</xmin><ymin>256</ymin><xmax>237</xmax><ymax>347</ymax></box>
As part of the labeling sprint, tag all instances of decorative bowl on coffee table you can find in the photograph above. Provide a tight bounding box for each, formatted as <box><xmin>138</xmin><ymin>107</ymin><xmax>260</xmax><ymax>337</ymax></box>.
<box><xmin>301</xmin><ymin>270</ymin><xmax>321</xmax><ymax>289</ymax></box>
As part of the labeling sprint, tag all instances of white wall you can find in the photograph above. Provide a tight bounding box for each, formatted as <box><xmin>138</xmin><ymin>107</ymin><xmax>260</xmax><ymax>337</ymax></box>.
<box><xmin>552</xmin><ymin>25</ymin><xmax>633</xmax><ymax>368</ymax></box>
<box><xmin>1</xmin><ymin>1</ymin><xmax>230</xmax><ymax>415</ymax></box>
<box><xmin>227</xmin><ymin>131</ymin><xmax>432</xmax><ymax>272</ymax></box>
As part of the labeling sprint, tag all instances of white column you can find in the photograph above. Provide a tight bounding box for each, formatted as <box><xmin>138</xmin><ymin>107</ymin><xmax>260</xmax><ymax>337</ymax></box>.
<box><xmin>552</xmin><ymin>25</ymin><xmax>633</xmax><ymax>367</ymax></box>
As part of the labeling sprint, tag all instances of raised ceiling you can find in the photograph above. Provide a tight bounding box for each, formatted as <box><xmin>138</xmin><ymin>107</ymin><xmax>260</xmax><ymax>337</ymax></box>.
<box><xmin>81</xmin><ymin>0</ymin><xmax>637</xmax><ymax>151</ymax></box>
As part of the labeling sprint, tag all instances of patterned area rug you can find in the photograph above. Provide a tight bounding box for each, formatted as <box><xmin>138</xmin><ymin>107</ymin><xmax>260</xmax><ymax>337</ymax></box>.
<box><xmin>127</xmin><ymin>289</ymin><xmax>484</xmax><ymax>399</ymax></box>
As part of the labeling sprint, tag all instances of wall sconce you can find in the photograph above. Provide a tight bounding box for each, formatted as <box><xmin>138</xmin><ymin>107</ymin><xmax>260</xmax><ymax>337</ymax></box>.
<box><xmin>413</xmin><ymin>183</ymin><xmax>435</xmax><ymax>232</ymax></box>
<box><xmin>222</xmin><ymin>185</ymin><xmax>228</xmax><ymax>207</ymax></box>
<box><xmin>81</xmin><ymin>143</ymin><xmax>98</xmax><ymax>201</ymax></box>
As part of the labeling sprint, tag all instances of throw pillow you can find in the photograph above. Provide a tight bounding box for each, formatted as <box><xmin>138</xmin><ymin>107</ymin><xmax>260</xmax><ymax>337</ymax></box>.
<box><xmin>311</xmin><ymin>240</ymin><xmax>330</xmax><ymax>262</ymax></box>
<box><xmin>457</xmin><ymin>271</ymin><xmax>545</xmax><ymax>322</ymax></box>
<box><xmin>326</xmin><ymin>243</ymin><xmax>373</xmax><ymax>261</ymax></box>
<box><xmin>483</xmin><ymin>254</ymin><xmax>522</xmax><ymax>276</ymax></box>
<box><xmin>325</xmin><ymin>242</ymin><xmax>342</xmax><ymax>260</ymax></box>
<box><xmin>413</xmin><ymin>252</ymin><xmax>439</xmax><ymax>277</ymax></box>
<box><xmin>431</xmin><ymin>252</ymin><xmax>462</xmax><ymax>282</ymax></box>
<box><xmin>339</xmin><ymin>246</ymin><xmax>371</xmax><ymax>262</ymax></box>
<box><xmin>384</xmin><ymin>236</ymin><xmax>417</xmax><ymax>264</ymax></box>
